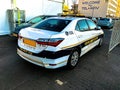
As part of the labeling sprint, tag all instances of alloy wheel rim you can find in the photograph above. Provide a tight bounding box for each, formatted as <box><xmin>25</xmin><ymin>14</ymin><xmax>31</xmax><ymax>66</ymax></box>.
<box><xmin>70</xmin><ymin>51</ymin><xmax>79</xmax><ymax>66</ymax></box>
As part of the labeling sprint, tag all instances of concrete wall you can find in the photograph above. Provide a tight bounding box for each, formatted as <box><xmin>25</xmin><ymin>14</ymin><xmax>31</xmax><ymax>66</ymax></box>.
<box><xmin>0</xmin><ymin>0</ymin><xmax>11</xmax><ymax>35</ymax></box>
<box><xmin>78</xmin><ymin>0</ymin><xmax>108</xmax><ymax>17</ymax></box>
<box><xmin>0</xmin><ymin>0</ymin><xmax>62</xmax><ymax>35</ymax></box>
<box><xmin>16</xmin><ymin>0</ymin><xmax>62</xmax><ymax>21</ymax></box>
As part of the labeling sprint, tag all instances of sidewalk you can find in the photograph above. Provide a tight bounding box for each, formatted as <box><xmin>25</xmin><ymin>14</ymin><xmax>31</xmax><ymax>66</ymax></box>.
<box><xmin>108</xmin><ymin>44</ymin><xmax>120</xmax><ymax>58</ymax></box>
<box><xmin>110</xmin><ymin>44</ymin><xmax>120</xmax><ymax>55</ymax></box>
<box><xmin>106</xmin><ymin>44</ymin><xmax>120</xmax><ymax>77</ymax></box>
<box><xmin>108</xmin><ymin>44</ymin><xmax>120</xmax><ymax>62</ymax></box>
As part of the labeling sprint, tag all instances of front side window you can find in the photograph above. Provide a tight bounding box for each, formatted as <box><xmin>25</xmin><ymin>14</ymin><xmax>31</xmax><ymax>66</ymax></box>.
<box><xmin>86</xmin><ymin>19</ymin><xmax>96</xmax><ymax>30</ymax></box>
<box><xmin>32</xmin><ymin>19</ymin><xmax>71</xmax><ymax>32</ymax></box>
<box><xmin>75</xmin><ymin>19</ymin><xmax>89</xmax><ymax>31</ymax></box>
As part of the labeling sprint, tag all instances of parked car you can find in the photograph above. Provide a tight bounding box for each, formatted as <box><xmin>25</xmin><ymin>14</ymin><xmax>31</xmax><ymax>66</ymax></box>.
<box><xmin>97</xmin><ymin>18</ymin><xmax>114</xmax><ymax>29</ymax></box>
<box><xmin>17</xmin><ymin>17</ymin><xmax>104</xmax><ymax>69</ymax></box>
<box><xmin>12</xmin><ymin>15</ymin><xmax>57</xmax><ymax>37</ymax></box>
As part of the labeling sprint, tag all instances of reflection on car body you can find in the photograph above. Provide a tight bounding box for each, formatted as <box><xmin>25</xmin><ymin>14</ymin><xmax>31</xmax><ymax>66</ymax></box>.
<box><xmin>17</xmin><ymin>17</ymin><xmax>104</xmax><ymax>69</ymax></box>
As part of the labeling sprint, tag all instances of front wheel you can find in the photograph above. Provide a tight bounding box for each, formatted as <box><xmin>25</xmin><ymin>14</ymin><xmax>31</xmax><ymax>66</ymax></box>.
<box><xmin>67</xmin><ymin>50</ymin><xmax>79</xmax><ymax>69</ymax></box>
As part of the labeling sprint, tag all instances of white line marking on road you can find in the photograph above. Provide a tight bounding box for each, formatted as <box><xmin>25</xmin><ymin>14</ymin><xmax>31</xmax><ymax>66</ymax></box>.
<box><xmin>55</xmin><ymin>79</ymin><xmax>63</xmax><ymax>86</ymax></box>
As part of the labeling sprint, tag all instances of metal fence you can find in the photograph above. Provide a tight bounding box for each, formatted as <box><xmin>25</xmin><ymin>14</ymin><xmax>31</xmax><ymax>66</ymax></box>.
<box><xmin>109</xmin><ymin>20</ymin><xmax>120</xmax><ymax>52</ymax></box>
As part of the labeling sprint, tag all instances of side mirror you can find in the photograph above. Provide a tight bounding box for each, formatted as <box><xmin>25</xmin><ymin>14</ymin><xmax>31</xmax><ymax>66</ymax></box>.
<box><xmin>96</xmin><ymin>26</ymin><xmax>101</xmax><ymax>30</ymax></box>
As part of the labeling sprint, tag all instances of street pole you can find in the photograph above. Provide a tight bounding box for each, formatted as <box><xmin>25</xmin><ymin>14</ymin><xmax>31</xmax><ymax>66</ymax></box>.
<box><xmin>62</xmin><ymin>0</ymin><xmax>65</xmax><ymax>12</ymax></box>
<box><xmin>72</xmin><ymin>0</ymin><xmax>77</xmax><ymax>14</ymax></box>
<box><xmin>92</xmin><ymin>8</ymin><xmax>94</xmax><ymax>17</ymax></box>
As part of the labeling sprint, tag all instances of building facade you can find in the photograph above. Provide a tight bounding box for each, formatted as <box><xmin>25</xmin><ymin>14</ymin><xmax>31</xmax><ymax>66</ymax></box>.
<box><xmin>106</xmin><ymin>0</ymin><xmax>118</xmax><ymax>17</ymax></box>
<box><xmin>78</xmin><ymin>0</ymin><xmax>119</xmax><ymax>17</ymax></box>
<box><xmin>116</xmin><ymin>0</ymin><xmax>120</xmax><ymax>17</ymax></box>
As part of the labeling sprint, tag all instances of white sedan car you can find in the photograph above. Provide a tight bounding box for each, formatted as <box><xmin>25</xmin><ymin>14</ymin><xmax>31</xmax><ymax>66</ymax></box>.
<box><xmin>17</xmin><ymin>17</ymin><xmax>104</xmax><ymax>69</ymax></box>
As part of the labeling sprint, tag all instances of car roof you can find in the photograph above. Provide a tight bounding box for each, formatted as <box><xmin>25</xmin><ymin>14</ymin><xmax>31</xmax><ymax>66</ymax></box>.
<box><xmin>32</xmin><ymin>15</ymin><xmax>57</xmax><ymax>17</ymax></box>
<box><xmin>99</xmin><ymin>17</ymin><xmax>111</xmax><ymax>19</ymax></box>
<box><xmin>47</xmin><ymin>17</ymin><xmax>87</xmax><ymax>21</ymax></box>
<box><xmin>28</xmin><ymin>15</ymin><xmax>58</xmax><ymax>21</ymax></box>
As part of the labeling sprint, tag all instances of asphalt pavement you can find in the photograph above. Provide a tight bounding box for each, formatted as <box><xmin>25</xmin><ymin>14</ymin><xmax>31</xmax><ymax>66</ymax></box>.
<box><xmin>0</xmin><ymin>30</ymin><xmax>120</xmax><ymax>90</ymax></box>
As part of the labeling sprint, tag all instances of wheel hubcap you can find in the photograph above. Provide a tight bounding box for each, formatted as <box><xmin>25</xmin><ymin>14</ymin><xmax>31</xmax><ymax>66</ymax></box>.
<box><xmin>70</xmin><ymin>51</ymin><xmax>79</xmax><ymax>66</ymax></box>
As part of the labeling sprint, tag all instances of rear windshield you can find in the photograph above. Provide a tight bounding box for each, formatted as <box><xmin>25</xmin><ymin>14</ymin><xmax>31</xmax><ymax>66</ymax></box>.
<box><xmin>28</xmin><ymin>17</ymin><xmax>43</xmax><ymax>24</ymax></box>
<box><xmin>32</xmin><ymin>19</ymin><xmax>71</xmax><ymax>32</ymax></box>
<box><xmin>100</xmin><ymin>18</ymin><xmax>110</xmax><ymax>21</ymax></box>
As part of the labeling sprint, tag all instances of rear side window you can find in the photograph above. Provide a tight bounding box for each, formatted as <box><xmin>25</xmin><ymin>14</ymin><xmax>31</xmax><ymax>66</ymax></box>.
<box><xmin>86</xmin><ymin>19</ymin><xmax>96</xmax><ymax>30</ymax></box>
<box><xmin>28</xmin><ymin>17</ymin><xmax>43</xmax><ymax>24</ymax></box>
<box><xmin>75</xmin><ymin>19</ymin><xmax>89</xmax><ymax>31</ymax></box>
<box><xmin>32</xmin><ymin>19</ymin><xmax>71</xmax><ymax>32</ymax></box>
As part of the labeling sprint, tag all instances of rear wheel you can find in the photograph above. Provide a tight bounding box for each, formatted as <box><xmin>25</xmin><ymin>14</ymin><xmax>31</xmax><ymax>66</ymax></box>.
<box><xmin>67</xmin><ymin>50</ymin><xmax>79</xmax><ymax>69</ymax></box>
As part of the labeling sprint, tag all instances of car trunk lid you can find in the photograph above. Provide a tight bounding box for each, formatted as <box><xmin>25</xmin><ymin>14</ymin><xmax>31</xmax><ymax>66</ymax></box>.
<box><xmin>19</xmin><ymin>27</ymin><xmax>59</xmax><ymax>53</ymax></box>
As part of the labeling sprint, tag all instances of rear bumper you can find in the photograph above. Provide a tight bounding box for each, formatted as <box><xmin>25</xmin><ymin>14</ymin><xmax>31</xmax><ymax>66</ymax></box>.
<box><xmin>17</xmin><ymin>48</ymin><xmax>69</xmax><ymax>69</ymax></box>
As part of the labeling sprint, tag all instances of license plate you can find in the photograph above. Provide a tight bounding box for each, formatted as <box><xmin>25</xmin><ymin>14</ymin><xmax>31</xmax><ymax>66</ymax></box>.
<box><xmin>23</xmin><ymin>38</ymin><xmax>36</xmax><ymax>47</ymax></box>
<box><xmin>12</xmin><ymin>33</ymin><xmax>17</xmax><ymax>37</ymax></box>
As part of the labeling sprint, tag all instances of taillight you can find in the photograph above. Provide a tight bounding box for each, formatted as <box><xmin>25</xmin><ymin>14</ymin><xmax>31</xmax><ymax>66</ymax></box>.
<box><xmin>36</xmin><ymin>38</ymin><xmax>64</xmax><ymax>47</ymax></box>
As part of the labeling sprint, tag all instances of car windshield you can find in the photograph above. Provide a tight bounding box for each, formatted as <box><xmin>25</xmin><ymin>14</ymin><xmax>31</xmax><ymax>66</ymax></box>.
<box><xmin>32</xmin><ymin>19</ymin><xmax>71</xmax><ymax>32</ymax></box>
<box><xmin>28</xmin><ymin>17</ymin><xmax>43</xmax><ymax>24</ymax></box>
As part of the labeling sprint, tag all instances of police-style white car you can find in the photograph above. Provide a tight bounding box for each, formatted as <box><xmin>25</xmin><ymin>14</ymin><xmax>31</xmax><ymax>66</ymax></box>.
<box><xmin>17</xmin><ymin>17</ymin><xmax>104</xmax><ymax>69</ymax></box>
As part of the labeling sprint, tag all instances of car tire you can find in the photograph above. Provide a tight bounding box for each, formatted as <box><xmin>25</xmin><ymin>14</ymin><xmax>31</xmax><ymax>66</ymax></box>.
<box><xmin>66</xmin><ymin>49</ymin><xmax>80</xmax><ymax>69</ymax></box>
<box><xmin>98</xmin><ymin>38</ymin><xmax>103</xmax><ymax>47</ymax></box>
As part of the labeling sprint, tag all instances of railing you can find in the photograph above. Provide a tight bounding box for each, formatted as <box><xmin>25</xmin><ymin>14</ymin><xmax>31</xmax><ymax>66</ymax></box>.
<box><xmin>109</xmin><ymin>20</ymin><xmax>120</xmax><ymax>52</ymax></box>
